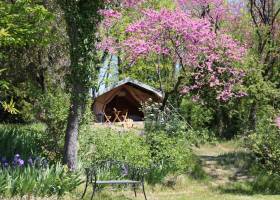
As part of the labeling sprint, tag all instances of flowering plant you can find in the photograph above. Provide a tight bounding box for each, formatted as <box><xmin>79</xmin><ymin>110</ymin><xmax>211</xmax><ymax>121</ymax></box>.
<box><xmin>0</xmin><ymin>154</ymin><xmax>48</xmax><ymax>169</ymax></box>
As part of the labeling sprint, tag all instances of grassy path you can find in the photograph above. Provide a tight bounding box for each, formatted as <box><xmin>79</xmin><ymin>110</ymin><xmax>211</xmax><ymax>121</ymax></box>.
<box><xmin>193</xmin><ymin>141</ymin><xmax>253</xmax><ymax>187</ymax></box>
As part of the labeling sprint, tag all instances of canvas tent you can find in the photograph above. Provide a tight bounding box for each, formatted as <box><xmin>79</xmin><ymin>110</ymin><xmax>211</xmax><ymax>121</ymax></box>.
<box><xmin>93</xmin><ymin>78</ymin><xmax>163</xmax><ymax>122</ymax></box>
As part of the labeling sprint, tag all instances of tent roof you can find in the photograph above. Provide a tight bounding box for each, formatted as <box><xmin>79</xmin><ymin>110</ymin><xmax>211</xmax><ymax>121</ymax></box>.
<box><xmin>95</xmin><ymin>78</ymin><xmax>163</xmax><ymax>99</ymax></box>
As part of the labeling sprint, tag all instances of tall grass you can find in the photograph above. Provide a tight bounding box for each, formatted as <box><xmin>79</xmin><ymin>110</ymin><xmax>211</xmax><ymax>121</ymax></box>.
<box><xmin>0</xmin><ymin>123</ymin><xmax>46</xmax><ymax>160</ymax></box>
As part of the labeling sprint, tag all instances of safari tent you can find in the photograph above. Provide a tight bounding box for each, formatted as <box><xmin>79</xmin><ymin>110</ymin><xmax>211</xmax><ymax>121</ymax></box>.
<box><xmin>93</xmin><ymin>78</ymin><xmax>163</xmax><ymax>122</ymax></box>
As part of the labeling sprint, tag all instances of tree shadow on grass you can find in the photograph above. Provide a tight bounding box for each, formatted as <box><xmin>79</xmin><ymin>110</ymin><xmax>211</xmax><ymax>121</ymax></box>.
<box><xmin>213</xmin><ymin>151</ymin><xmax>280</xmax><ymax>196</ymax></box>
<box><xmin>218</xmin><ymin>177</ymin><xmax>280</xmax><ymax>196</ymax></box>
<box><xmin>197</xmin><ymin>151</ymin><xmax>254</xmax><ymax>183</ymax></box>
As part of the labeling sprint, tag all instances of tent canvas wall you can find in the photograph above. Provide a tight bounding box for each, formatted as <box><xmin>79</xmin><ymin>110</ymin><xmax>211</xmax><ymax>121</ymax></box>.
<box><xmin>93</xmin><ymin>78</ymin><xmax>163</xmax><ymax>122</ymax></box>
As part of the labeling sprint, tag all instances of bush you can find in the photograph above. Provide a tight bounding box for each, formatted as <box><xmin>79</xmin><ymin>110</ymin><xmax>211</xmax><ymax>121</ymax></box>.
<box><xmin>0</xmin><ymin>123</ymin><xmax>64</xmax><ymax>162</ymax></box>
<box><xmin>145</xmin><ymin>130</ymin><xmax>195</xmax><ymax>183</ymax></box>
<box><xmin>35</xmin><ymin>90</ymin><xmax>70</xmax><ymax>161</ymax></box>
<box><xmin>251</xmin><ymin>170</ymin><xmax>280</xmax><ymax>194</ymax></box>
<box><xmin>186</xmin><ymin>129</ymin><xmax>217</xmax><ymax>146</ymax></box>
<box><xmin>140</xmin><ymin>100</ymin><xmax>200</xmax><ymax>182</ymax></box>
<box><xmin>179</xmin><ymin>97</ymin><xmax>213</xmax><ymax>129</ymax></box>
<box><xmin>79</xmin><ymin>127</ymin><xmax>150</xmax><ymax>169</ymax></box>
<box><xmin>248</xmin><ymin>115</ymin><xmax>280</xmax><ymax>175</ymax></box>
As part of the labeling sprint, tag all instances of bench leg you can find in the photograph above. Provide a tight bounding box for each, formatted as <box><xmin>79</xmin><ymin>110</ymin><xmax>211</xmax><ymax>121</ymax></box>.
<box><xmin>91</xmin><ymin>182</ymin><xmax>97</xmax><ymax>200</ymax></box>
<box><xmin>81</xmin><ymin>173</ymin><xmax>89</xmax><ymax>199</ymax></box>
<box><xmin>81</xmin><ymin>180</ymin><xmax>88</xmax><ymax>199</ymax></box>
<box><xmin>133</xmin><ymin>184</ymin><xmax>137</xmax><ymax>197</ymax></box>
<box><xmin>142</xmin><ymin>182</ymin><xmax>147</xmax><ymax>200</ymax></box>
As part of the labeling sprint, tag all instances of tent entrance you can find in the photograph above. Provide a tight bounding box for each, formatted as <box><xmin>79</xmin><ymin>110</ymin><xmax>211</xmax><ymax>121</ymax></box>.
<box><xmin>104</xmin><ymin>91</ymin><xmax>144</xmax><ymax>121</ymax></box>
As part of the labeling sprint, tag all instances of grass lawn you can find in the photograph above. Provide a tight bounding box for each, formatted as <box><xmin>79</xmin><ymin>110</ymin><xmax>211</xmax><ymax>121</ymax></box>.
<box><xmin>70</xmin><ymin>140</ymin><xmax>280</xmax><ymax>200</ymax></box>
<box><xmin>74</xmin><ymin>176</ymin><xmax>280</xmax><ymax>200</ymax></box>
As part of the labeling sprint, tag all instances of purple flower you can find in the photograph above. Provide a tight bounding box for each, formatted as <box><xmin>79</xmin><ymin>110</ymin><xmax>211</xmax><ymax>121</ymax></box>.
<box><xmin>27</xmin><ymin>157</ymin><xmax>33</xmax><ymax>166</ymax></box>
<box><xmin>17</xmin><ymin>159</ymin><xmax>24</xmax><ymax>166</ymax></box>
<box><xmin>12</xmin><ymin>154</ymin><xmax>25</xmax><ymax>167</ymax></box>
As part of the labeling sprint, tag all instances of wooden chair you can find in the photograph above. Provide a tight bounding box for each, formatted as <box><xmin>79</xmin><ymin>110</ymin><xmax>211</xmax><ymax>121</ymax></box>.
<box><xmin>121</xmin><ymin>110</ymin><xmax>128</xmax><ymax>122</ymax></box>
<box><xmin>113</xmin><ymin>108</ymin><xmax>122</xmax><ymax>122</ymax></box>
<box><xmin>104</xmin><ymin>114</ymin><xmax>111</xmax><ymax>124</ymax></box>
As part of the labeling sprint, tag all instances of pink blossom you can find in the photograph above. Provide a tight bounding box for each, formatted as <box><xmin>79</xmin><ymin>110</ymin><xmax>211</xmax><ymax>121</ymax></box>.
<box><xmin>180</xmin><ymin>86</ymin><xmax>190</xmax><ymax>95</ymax></box>
<box><xmin>104</xmin><ymin>0</ymin><xmax>145</xmax><ymax>8</ymax></box>
<box><xmin>275</xmin><ymin>117</ymin><xmax>280</xmax><ymax>129</ymax></box>
<box><xmin>99</xmin><ymin>9</ymin><xmax>122</xmax><ymax>28</ymax></box>
<box><xmin>96</xmin><ymin>37</ymin><xmax>119</xmax><ymax>54</ymax></box>
<box><xmin>192</xmin><ymin>95</ymin><xmax>200</xmax><ymax>102</ymax></box>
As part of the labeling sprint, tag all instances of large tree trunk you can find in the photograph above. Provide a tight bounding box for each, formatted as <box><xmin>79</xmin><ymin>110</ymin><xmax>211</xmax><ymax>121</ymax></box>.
<box><xmin>63</xmin><ymin>86</ymin><xmax>83</xmax><ymax>170</ymax></box>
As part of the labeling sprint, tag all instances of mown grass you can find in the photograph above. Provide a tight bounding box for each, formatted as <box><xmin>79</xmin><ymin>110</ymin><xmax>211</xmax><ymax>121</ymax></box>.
<box><xmin>70</xmin><ymin>175</ymin><xmax>280</xmax><ymax>200</ymax></box>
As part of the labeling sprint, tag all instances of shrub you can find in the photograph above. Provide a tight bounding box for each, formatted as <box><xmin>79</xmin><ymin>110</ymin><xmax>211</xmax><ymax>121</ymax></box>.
<box><xmin>145</xmin><ymin>130</ymin><xmax>195</xmax><ymax>183</ymax></box>
<box><xmin>79</xmin><ymin>127</ymin><xmax>150</xmax><ymax>169</ymax></box>
<box><xmin>35</xmin><ymin>90</ymin><xmax>70</xmax><ymax>161</ymax></box>
<box><xmin>179</xmin><ymin>97</ymin><xmax>213</xmax><ymax>129</ymax></box>
<box><xmin>248</xmin><ymin>115</ymin><xmax>280</xmax><ymax>175</ymax></box>
<box><xmin>140</xmin><ymin>100</ymin><xmax>200</xmax><ymax>182</ymax></box>
<box><xmin>186</xmin><ymin>129</ymin><xmax>217</xmax><ymax>146</ymax></box>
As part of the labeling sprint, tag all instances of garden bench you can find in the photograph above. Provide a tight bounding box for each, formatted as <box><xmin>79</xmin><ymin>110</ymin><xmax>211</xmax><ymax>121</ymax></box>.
<box><xmin>81</xmin><ymin>160</ymin><xmax>147</xmax><ymax>200</ymax></box>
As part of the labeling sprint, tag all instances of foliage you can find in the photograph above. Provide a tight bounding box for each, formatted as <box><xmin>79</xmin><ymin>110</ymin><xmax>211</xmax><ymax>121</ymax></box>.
<box><xmin>0</xmin><ymin>69</ymin><xmax>18</xmax><ymax>115</ymax></box>
<box><xmin>141</xmin><ymin>99</ymin><xmax>188</xmax><ymax>134</ymax></box>
<box><xmin>145</xmin><ymin>130</ymin><xmax>195</xmax><ymax>183</ymax></box>
<box><xmin>35</xmin><ymin>90</ymin><xmax>70</xmax><ymax>161</ymax></box>
<box><xmin>0</xmin><ymin>123</ymin><xmax>65</xmax><ymax>162</ymax></box>
<box><xmin>141</xmin><ymin>100</ymin><xmax>198</xmax><ymax>182</ymax></box>
<box><xmin>0</xmin><ymin>124</ymin><xmax>45</xmax><ymax>161</ymax></box>
<box><xmin>79</xmin><ymin>127</ymin><xmax>150</xmax><ymax>168</ymax></box>
<box><xmin>0</xmin><ymin>0</ymin><xmax>53</xmax><ymax>49</ymax></box>
<box><xmin>0</xmin><ymin>162</ymin><xmax>82</xmax><ymax>198</ymax></box>
<box><xmin>248</xmin><ymin>113</ymin><xmax>280</xmax><ymax>175</ymax></box>
<box><xmin>0</xmin><ymin>0</ymin><xmax>64</xmax><ymax>123</ymax></box>
<box><xmin>180</xmin><ymin>97</ymin><xmax>213</xmax><ymax>129</ymax></box>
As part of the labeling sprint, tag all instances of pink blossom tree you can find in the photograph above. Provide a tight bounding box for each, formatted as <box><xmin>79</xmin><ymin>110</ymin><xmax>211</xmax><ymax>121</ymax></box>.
<box><xmin>122</xmin><ymin>8</ymin><xmax>246</xmax><ymax>106</ymax></box>
<box><xmin>98</xmin><ymin>1</ymin><xmax>247</xmax><ymax>105</ymax></box>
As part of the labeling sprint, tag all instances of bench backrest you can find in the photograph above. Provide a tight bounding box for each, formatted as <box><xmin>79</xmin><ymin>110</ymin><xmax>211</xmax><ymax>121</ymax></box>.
<box><xmin>86</xmin><ymin>160</ymin><xmax>146</xmax><ymax>182</ymax></box>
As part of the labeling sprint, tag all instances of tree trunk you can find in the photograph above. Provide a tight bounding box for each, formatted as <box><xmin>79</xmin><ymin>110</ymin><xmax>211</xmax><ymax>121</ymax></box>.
<box><xmin>217</xmin><ymin>105</ymin><xmax>224</xmax><ymax>137</ymax></box>
<box><xmin>63</xmin><ymin>89</ymin><xmax>82</xmax><ymax>170</ymax></box>
<box><xmin>249</xmin><ymin>101</ymin><xmax>257</xmax><ymax>131</ymax></box>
